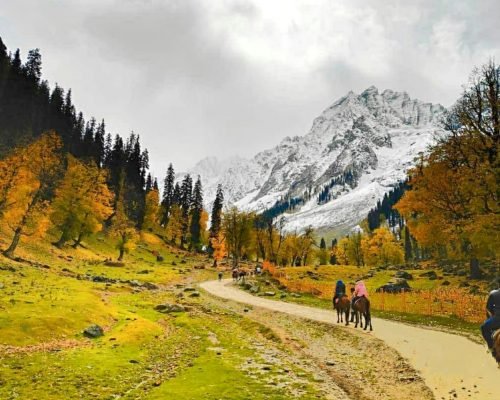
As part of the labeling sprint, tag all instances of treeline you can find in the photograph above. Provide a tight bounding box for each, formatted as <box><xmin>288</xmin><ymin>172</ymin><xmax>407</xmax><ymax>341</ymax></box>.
<box><xmin>0</xmin><ymin>37</ymin><xmax>209</xmax><ymax>259</ymax></box>
<box><xmin>0</xmin><ymin>37</ymin><xmax>152</xmax><ymax>228</ymax></box>
<box><xmin>261</xmin><ymin>196</ymin><xmax>305</xmax><ymax>221</ymax></box>
<box><xmin>317</xmin><ymin>169</ymin><xmax>358</xmax><ymax>205</ymax></box>
<box><xmin>367</xmin><ymin>181</ymin><xmax>407</xmax><ymax>231</ymax></box>
<box><xmin>208</xmin><ymin>209</ymin><xmax>318</xmax><ymax>268</ymax></box>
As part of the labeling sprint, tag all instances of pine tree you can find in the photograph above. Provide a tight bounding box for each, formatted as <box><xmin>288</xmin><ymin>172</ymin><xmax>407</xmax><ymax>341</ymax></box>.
<box><xmin>320</xmin><ymin>237</ymin><xmax>326</xmax><ymax>249</ymax></box>
<box><xmin>179</xmin><ymin>174</ymin><xmax>193</xmax><ymax>248</ymax></box>
<box><xmin>209</xmin><ymin>184</ymin><xmax>224</xmax><ymax>252</ymax></box>
<box><xmin>189</xmin><ymin>176</ymin><xmax>204</xmax><ymax>251</ymax></box>
<box><xmin>161</xmin><ymin>163</ymin><xmax>175</xmax><ymax>226</ymax></box>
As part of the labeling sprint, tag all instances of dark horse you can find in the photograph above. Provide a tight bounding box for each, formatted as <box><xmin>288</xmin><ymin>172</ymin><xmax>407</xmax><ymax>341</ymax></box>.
<box><xmin>333</xmin><ymin>295</ymin><xmax>350</xmax><ymax>326</ymax></box>
<box><xmin>352</xmin><ymin>296</ymin><xmax>373</xmax><ymax>331</ymax></box>
<box><xmin>493</xmin><ymin>329</ymin><xmax>500</xmax><ymax>364</ymax></box>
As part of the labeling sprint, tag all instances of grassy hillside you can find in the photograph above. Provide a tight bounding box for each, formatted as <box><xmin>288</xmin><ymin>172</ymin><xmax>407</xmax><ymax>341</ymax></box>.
<box><xmin>0</xmin><ymin>232</ymin><xmax>326</xmax><ymax>399</ymax></box>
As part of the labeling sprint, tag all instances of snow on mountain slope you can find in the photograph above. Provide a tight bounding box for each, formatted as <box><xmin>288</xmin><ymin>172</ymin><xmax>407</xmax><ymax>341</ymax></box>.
<box><xmin>188</xmin><ymin>86</ymin><xmax>445</xmax><ymax>233</ymax></box>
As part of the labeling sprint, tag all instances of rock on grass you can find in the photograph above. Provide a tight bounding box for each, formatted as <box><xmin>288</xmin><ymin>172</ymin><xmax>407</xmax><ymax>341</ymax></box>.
<box><xmin>83</xmin><ymin>324</ymin><xmax>104</xmax><ymax>338</ymax></box>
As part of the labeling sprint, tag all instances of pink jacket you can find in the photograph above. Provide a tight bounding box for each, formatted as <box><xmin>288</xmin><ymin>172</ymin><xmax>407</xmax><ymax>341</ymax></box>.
<box><xmin>354</xmin><ymin>281</ymin><xmax>368</xmax><ymax>298</ymax></box>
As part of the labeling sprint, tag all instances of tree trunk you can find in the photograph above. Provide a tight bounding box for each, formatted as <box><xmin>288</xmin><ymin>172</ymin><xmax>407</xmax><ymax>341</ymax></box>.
<box><xmin>118</xmin><ymin>248</ymin><xmax>124</xmax><ymax>261</ymax></box>
<box><xmin>55</xmin><ymin>232</ymin><xmax>67</xmax><ymax>248</ymax></box>
<box><xmin>4</xmin><ymin>227</ymin><xmax>22</xmax><ymax>258</ymax></box>
<box><xmin>72</xmin><ymin>232</ymin><xmax>84</xmax><ymax>249</ymax></box>
<box><xmin>470</xmin><ymin>258</ymin><xmax>481</xmax><ymax>279</ymax></box>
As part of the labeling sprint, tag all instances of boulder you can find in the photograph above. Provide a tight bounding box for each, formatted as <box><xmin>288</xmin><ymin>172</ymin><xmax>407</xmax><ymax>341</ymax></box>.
<box><xmin>395</xmin><ymin>271</ymin><xmax>413</xmax><ymax>280</ymax></box>
<box><xmin>263</xmin><ymin>291</ymin><xmax>276</xmax><ymax>297</ymax></box>
<box><xmin>156</xmin><ymin>255</ymin><xmax>164</xmax><ymax>262</ymax></box>
<box><xmin>154</xmin><ymin>303</ymin><xmax>186</xmax><ymax>313</ymax></box>
<box><xmin>83</xmin><ymin>324</ymin><xmax>104</xmax><ymax>338</ymax></box>
<box><xmin>184</xmin><ymin>286</ymin><xmax>196</xmax><ymax>292</ymax></box>
<box><xmin>142</xmin><ymin>282</ymin><xmax>159</xmax><ymax>290</ymax></box>
<box><xmin>104</xmin><ymin>261</ymin><xmax>125</xmax><ymax>267</ymax></box>
<box><xmin>419</xmin><ymin>270</ymin><xmax>437</xmax><ymax>280</ymax></box>
<box><xmin>189</xmin><ymin>291</ymin><xmax>201</xmax><ymax>298</ymax></box>
<box><xmin>376</xmin><ymin>278</ymin><xmax>411</xmax><ymax>293</ymax></box>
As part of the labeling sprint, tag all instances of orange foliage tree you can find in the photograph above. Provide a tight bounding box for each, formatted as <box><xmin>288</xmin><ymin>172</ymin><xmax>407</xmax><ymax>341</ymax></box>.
<box><xmin>397</xmin><ymin>62</ymin><xmax>499</xmax><ymax>277</ymax></box>
<box><xmin>0</xmin><ymin>132</ymin><xmax>63</xmax><ymax>257</ymax></box>
<box><xmin>50</xmin><ymin>155</ymin><xmax>114</xmax><ymax>248</ymax></box>
<box><xmin>108</xmin><ymin>175</ymin><xmax>138</xmax><ymax>261</ymax></box>
<box><xmin>142</xmin><ymin>187</ymin><xmax>160</xmax><ymax>232</ymax></box>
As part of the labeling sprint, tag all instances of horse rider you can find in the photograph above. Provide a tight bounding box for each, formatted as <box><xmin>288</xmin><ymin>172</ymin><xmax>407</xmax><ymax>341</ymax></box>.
<box><xmin>333</xmin><ymin>279</ymin><xmax>346</xmax><ymax>306</ymax></box>
<box><xmin>353</xmin><ymin>280</ymin><xmax>368</xmax><ymax>301</ymax></box>
<box><xmin>350</xmin><ymin>280</ymin><xmax>368</xmax><ymax>321</ymax></box>
<box><xmin>481</xmin><ymin>286</ymin><xmax>500</xmax><ymax>358</ymax></box>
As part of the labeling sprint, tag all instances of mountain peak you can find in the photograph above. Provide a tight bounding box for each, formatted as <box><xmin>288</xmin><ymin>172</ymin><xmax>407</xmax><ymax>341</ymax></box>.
<box><xmin>361</xmin><ymin>85</ymin><xmax>379</xmax><ymax>95</ymax></box>
<box><xmin>190</xmin><ymin>88</ymin><xmax>446</xmax><ymax>233</ymax></box>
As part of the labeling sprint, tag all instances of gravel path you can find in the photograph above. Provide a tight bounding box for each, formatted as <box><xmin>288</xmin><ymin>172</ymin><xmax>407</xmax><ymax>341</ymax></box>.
<box><xmin>201</xmin><ymin>279</ymin><xmax>499</xmax><ymax>400</ymax></box>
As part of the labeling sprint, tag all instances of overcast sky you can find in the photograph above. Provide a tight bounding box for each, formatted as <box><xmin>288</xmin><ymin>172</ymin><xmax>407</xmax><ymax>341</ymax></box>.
<box><xmin>1</xmin><ymin>0</ymin><xmax>499</xmax><ymax>177</ymax></box>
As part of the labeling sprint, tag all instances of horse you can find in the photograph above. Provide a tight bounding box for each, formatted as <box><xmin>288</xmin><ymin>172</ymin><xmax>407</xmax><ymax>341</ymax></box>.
<box><xmin>232</xmin><ymin>269</ymin><xmax>239</xmax><ymax>281</ymax></box>
<box><xmin>493</xmin><ymin>329</ymin><xmax>500</xmax><ymax>364</ymax></box>
<box><xmin>238</xmin><ymin>270</ymin><xmax>247</xmax><ymax>282</ymax></box>
<box><xmin>352</xmin><ymin>296</ymin><xmax>373</xmax><ymax>331</ymax></box>
<box><xmin>333</xmin><ymin>295</ymin><xmax>350</xmax><ymax>326</ymax></box>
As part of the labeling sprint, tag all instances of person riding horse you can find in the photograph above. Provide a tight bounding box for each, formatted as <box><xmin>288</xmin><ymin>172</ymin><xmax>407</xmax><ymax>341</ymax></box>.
<box><xmin>332</xmin><ymin>280</ymin><xmax>346</xmax><ymax>306</ymax></box>
<box><xmin>481</xmin><ymin>287</ymin><xmax>500</xmax><ymax>358</ymax></box>
<box><xmin>350</xmin><ymin>280</ymin><xmax>368</xmax><ymax>320</ymax></box>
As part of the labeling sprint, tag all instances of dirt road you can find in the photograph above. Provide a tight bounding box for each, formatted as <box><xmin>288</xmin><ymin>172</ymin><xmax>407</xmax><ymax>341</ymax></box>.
<box><xmin>201</xmin><ymin>280</ymin><xmax>499</xmax><ymax>400</ymax></box>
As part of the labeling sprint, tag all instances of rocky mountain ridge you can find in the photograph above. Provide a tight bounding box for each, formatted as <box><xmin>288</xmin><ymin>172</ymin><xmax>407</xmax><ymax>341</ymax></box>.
<box><xmin>188</xmin><ymin>86</ymin><xmax>446</xmax><ymax>233</ymax></box>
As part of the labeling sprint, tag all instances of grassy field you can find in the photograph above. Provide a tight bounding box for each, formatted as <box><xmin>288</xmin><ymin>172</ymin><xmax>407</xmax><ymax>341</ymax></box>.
<box><xmin>0</xmin><ymin>231</ymin><xmax>324</xmax><ymax>399</ymax></box>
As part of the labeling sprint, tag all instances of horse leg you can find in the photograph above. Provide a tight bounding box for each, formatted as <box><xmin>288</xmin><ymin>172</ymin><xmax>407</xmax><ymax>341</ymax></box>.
<box><xmin>354</xmin><ymin>311</ymin><xmax>358</xmax><ymax>328</ymax></box>
<box><xmin>345</xmin><ymin>307</ymin><xmax>349</xmax><ymax>326</ymax></box>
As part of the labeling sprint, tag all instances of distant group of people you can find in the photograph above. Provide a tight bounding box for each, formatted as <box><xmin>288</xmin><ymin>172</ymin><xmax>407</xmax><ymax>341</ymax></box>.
<box><xmin>218</xmin><ymin>264</ymin><xmax>263</xmax><ymax>282</ymax></box>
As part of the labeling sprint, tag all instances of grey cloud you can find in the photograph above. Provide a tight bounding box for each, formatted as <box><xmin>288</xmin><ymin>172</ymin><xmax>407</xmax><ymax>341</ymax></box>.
<box><xmin>0</xmin><ymin>0</ymin><xmax>499</xmax><ymax>178</ymax></box>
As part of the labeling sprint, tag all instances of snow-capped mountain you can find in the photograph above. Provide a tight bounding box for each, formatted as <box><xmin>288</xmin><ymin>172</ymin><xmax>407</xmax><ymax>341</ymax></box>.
<box><xmin>189</xmin><ymin>86</ymin><xmax>446</xmax><ymax>234</ymax></box>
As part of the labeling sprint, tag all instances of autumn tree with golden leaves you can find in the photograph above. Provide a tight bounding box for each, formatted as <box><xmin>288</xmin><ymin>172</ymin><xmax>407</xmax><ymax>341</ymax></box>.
<box><xmin>50</xmin><ymin>155</ymin><xmax>114</xmax><ymax>248</ymax></box>
<box><xmin>396</xmin><ymin>61</ymin><xmax>499</xmax><ymax>277</ymax></box>
<box><xmin>0</xmin><ymin>132</ymin><xmax>63</xmax><ymax>258</ymax></box>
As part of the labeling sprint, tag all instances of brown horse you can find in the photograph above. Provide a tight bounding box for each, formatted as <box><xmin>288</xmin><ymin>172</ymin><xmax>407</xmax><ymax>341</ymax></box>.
<box><xmin>352</xmin><ymin>296</ymin><xmax>373</xmax><ymax>331</ymax></box>
<box><xmin>493</xmin><ymin>329</ymin><xmax>500</xmax><ymax>364</ymax></box>
<box><xmin>334</xmin><ymin>295</ymin><xmax>350</xmax><ymax>326</ymax></box>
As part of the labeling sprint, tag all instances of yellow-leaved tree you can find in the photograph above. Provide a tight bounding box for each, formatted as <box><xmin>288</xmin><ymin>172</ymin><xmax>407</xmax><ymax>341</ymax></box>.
<box><xmin>142</xmin><ymin>187</ymin><xmax>160</xmax><ymax>232</ymax></box>
<box><xmin>361</xmin><ymin>227</ymin><xmax>404</xmax><ymax>267</ymax></box>
<box><xmin>0</xmin><ymin>132</ymin><xmax>63</xmax><ymax>258</ymax></box>
<box><xmin>396</xmin><ymin>61</ymin><xmax>499</xmax><ymax>277</ymax></box>
<box><xmin>50</xmin><ymin>155</ymin><xmax>114</xmax><ymax>248</ymax></box>
<box><xmin>210</xmin><ymin>232</ymin><xmax>226</xmax><ymax>267</ymax></box>
<box><xmin>109</xmin><ymin>176</ymin><xmax>138</xmax><ymax>261</ymax></box>
<box><xmin>165</xmin><ymin>204</ymin><xmax>183</xmax><ymax>245</ymax></box>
